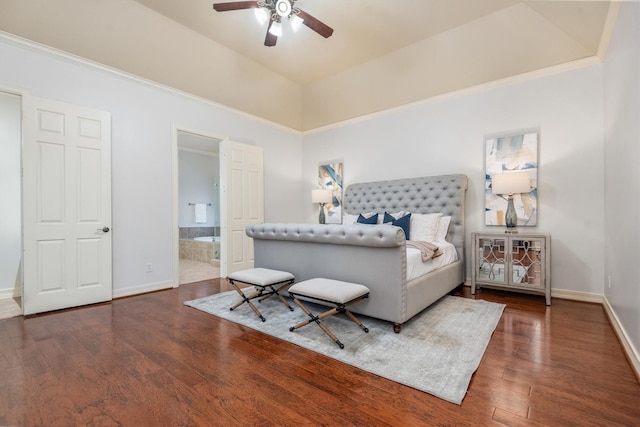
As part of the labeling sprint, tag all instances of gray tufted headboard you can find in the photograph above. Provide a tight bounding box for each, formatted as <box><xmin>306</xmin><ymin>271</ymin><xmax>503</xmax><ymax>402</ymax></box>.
<box><xmin>343</xmin><ymin>174</ymin><xmax>468</xmax><ymax>261</ymax></box>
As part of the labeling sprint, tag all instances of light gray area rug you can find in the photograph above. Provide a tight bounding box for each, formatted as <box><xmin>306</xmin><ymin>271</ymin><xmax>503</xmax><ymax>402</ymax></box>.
<box><xmin>185</xmin><ymin>291</ymin><xmax>505</xmax><ymax>404</ymax></box>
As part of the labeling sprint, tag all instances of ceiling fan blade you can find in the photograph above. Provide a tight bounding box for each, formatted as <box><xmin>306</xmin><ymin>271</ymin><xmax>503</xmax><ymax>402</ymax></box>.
<box><xmin>265</xmin><ymin>18</ymin><xmax>277</xmax><ymax>47</ymax></box>
<box><xmin>296</xmin><ymin>9</ymin><xmax>333</xmax><ymax>38</ymax></box>
<box><xmin>213</xmin><ymin>1</ymin><xmax>258</xmax><ymax>12</ymax></box>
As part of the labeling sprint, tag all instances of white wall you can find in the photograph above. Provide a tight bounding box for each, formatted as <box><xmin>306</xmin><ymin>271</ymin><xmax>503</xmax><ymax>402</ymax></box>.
<box><xmin>0</xmin><ymin>0</ymin><xmax>304</xmax><ymax>129</ymax></box>
<box><xmin>603</xmin><ymin>2</ymin><xmax>640</xmax><ymax>362</ymax></box>
<box><xmin>0</xmin><ymin>36</ymin><xmax>303</xmax><ymax>297</ymax></box>
<box><xmin>0</xmin><ymin>91</ymin><xmax>21</xmax><ymax>297</ymax></box>
<box><xmin>302</xmin><ymin>64</ymin><xmax>606</xmax><ymax>297</ymax></box>
<box><xmin>178</xmin><ymin>149</ymin><xmax>219</xmax><ymax>228</ymax></box>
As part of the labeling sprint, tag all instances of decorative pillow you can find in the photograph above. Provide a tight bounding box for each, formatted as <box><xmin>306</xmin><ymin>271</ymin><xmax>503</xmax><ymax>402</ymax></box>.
<box><xmin>383</xmin><ymin>212</ymin><xmax>411</xmax><ymax>239</ymax></box>
<box><xmin>343</xmin><ymin>213</ymin><xmax>359</xmax><ymax>225</ymax></box>
<box><xmin>357</xmin><ymin>213</ymin><xmax>379</xmax><ymax>224</ymax></box>
<box><xmin>383</xmin><ymin>211</ymin><xmax>405</xmax><ymax>221</ymax></box>
<box><xmin>410</xmin><ymin>213</ymin><xmax>443</xmax><ymax>242</ymax></box>
<box><xmin>435</xmin><ymin>216</ymin><xmax>451</xmax><ymax>241</ymax></box>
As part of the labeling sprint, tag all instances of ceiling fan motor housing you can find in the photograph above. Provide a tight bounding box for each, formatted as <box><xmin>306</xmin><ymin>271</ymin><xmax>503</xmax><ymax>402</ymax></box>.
<box><xmin>275</xmin><ymin>0</ymin><xmax>292</xmax><ymax>17</ymax></box>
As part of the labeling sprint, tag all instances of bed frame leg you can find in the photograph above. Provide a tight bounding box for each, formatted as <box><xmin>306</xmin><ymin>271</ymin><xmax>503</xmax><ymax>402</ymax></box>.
<box><xmin>393</xmin><ymin>323</ymin><xmax>401</xmax><ymax>333</ymax></box>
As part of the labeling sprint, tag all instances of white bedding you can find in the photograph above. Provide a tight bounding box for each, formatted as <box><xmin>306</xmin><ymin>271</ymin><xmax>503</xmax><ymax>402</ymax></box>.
<box><xmin>406</xmin><ymin>240</ymin><xmax>458</xmax><ymax>282</ymax></box>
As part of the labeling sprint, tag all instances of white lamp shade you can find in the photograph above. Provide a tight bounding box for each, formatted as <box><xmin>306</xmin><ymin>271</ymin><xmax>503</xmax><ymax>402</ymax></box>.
<box><xmin>312</xmin><ymin>189</ymin><xmax>333</xmax><ymax>203</ymax></box>
<box><xmin>290</xmin><ymin>14</ymin><xmax>304</xmax><ymax>31</ymax></box>
<box><xmin>492</xmin><ymin>171</ymin><xmax>530</xmax><ymax>195</ymax></box>
<box><xmin>254</xmin><ymin>7</ymin><xmax>269</xmax><ymax>24</ymax></box>
<box><xmin>268</xmin><ymin>20</ymin><xmax>283</xmax><ymax>37</ymax></box>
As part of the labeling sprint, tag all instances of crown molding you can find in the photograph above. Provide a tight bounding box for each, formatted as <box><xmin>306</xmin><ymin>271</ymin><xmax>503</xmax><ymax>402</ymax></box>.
<box><xmin>0</xmin><ymin>30</ymin><xmax>302</xmax><ymax>136</ymax></box>
<box><xmin>0</xmin><ymin>30</ymin><xmax>606</xmax><ymax>138</ymax></box>
<box><xmin>302</xmin><ymin>56</ymin><xmax>602</xmax><ymax>136</ymax></box>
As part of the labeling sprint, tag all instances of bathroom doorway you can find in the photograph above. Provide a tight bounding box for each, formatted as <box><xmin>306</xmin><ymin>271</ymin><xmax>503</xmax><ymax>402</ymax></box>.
<box><xmin>176</xmin><ymin>130</ymin><xmax>223</xmax><ymax>285</ymax></box>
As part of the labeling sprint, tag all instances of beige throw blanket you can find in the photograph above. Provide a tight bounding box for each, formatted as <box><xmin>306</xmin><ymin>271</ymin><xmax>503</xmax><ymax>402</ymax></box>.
<box><xmin>406</xmin><ymin>240</ymin><xmax>443</xmax><ymax>262</ymax></box>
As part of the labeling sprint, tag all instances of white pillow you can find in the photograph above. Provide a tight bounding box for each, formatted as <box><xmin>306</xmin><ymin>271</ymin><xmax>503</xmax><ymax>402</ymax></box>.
<box><xmin>410</xmin><ymin>213</ymin><xmax>443</xmax><ymax>242</ymax></box>
<box><xmin>343</xmin><ymin>212</ymin><xmax>377</xmax><ymax>225</ymax></box>
<box><xmin>343</xmin><ymin>213</ymin><xmax>359</xmax><ymax>225</ymax></box>
<box><xmin>435</xmin><ymin>216</ymin><xmax>451</xmax><ymax>241</ymax></box>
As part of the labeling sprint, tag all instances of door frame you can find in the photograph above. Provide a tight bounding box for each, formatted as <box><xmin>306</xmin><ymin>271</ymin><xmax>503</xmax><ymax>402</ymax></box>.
<box><xmin>171</xmin><ymin>125</ymin><xmax>225</xmax><ymax>287</ymax></box>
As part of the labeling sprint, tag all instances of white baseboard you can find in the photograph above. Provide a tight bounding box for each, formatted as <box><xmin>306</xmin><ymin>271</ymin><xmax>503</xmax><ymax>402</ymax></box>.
<box><xmin>602</xmin><ymin>296</ymin><xmax>640</xmax><ymax>382</ymax></box>
<box><xmin>0</xmin><ymin>280</ymin><xmax>175</xmax><ymax>301</ymax></box>
<box><xmin>550</xmin><ymin>288</ymin><xmax>604</xmax><ymax>303</ymax></box>
<box><xmin>462</xmin><ymin>282</ymin><xmax>604</xmax><ymax>304</ymax></box>
<box><xmin>0</xmin><ymin>288</ymin><xmax>21</xmax><ymax>300</ymax></box>
<box><xmin>111</xmin><ymin>280</ymin><xmax>174</xmax><ymax>299</ymax></box>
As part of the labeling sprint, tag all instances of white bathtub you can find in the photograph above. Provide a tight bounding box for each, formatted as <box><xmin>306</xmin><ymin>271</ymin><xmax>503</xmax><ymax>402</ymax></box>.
<box><xmin>193</xmin><ymin>236</ymin><xmax>220</xmax><ymax>243</ymax></box>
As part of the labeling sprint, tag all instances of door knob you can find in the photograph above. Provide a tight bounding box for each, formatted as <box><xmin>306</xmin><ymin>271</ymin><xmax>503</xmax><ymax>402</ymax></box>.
<box><xmin>97</xmin><ymin>227</ymin><xmax>110</xmax><ymax>232</ymax></box>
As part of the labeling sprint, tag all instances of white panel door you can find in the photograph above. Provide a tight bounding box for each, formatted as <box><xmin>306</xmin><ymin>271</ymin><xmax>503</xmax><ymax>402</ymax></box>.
<box><xmin>220</xmin><ymin>140</ymin><xmax>264</xmax><ymax>276</ymax></box>
<box><xmin>22</xmin><ymin>96</ymin><xmax>112</xmax><ymax>315</ymax></box>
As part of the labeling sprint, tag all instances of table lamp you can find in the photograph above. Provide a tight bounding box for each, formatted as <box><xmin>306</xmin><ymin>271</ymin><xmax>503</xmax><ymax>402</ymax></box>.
<box><xmin>312</xmin><ymin>189</ymin><xmax>333</xmax><ymax>224</ymax></box>
<box><xmin>491</xmin><ymin>171</ymin><xmax>530</xmax><ymax>233</ymax></box>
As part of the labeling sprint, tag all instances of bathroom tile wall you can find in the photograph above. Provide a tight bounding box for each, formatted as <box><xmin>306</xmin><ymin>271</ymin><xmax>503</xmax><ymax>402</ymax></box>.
<box><xmin>178</xmin><ymin>227</ymin><xmax>219</xmax><ymax>239</ymax></box>
<box><xmin>179</xmin><ymin>239</ymin><xmax>214</xmax><ymax>264</ymax></box>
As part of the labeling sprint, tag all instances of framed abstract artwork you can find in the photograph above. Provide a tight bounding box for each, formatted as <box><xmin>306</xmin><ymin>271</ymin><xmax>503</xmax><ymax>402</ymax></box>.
<box><xmin>485</xmin><ymin>130</ymin><xmax>538</xmax><ymax>226</ymax></box>
<box><xmin>318</xmin><ymin>162</ymin><xmax>343</xmax><ymax>224</ymax></box>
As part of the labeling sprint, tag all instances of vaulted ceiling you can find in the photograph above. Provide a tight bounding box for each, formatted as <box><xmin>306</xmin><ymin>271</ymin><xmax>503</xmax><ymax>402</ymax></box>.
<box><xmin>0</xmin><ymin>0</ymin><xmax>615</xmax><ymax>131</ymax></box>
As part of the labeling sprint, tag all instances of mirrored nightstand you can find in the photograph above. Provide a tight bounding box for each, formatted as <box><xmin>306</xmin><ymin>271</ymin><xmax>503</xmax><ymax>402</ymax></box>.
<box><xmin>471</xmin><ymin>232</ymin><xmax>551</xmax><ymax>305</ymax></box>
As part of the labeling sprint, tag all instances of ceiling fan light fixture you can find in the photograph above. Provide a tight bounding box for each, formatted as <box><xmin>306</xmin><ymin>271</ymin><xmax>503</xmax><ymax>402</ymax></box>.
<box><xmin>268</xmin><ymin>20</ymin><xmax>283</xmax><ymax>37</ymax></box>
<box><xmin>254</xmin><ymin>7</ymin><xmax>269</xmax><ymax>25</ymax></box>
<box><xmin>290</xmin><ymin>14</ymin><xmax>303</xmax><ymax>32</ymax></box>
<box><xmin>275</xmin><ymin>0</ymin><xmax>291</xmax><ymax>17</ymax></box>
<box><xmin>212</xmin><ymin>0</ymin><xmax>334</xmax><ymax>46</ymax></box>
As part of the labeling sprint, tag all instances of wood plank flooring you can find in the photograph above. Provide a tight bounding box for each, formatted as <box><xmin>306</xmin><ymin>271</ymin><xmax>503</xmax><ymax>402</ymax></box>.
<box><xmin>1</xmin><ymin>280</ymin><xmax>638</xmax><ymax>426</ymax></box>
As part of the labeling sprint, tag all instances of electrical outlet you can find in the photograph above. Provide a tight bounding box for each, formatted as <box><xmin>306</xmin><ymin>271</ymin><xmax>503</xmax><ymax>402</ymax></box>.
<box><xmin>146</xmin><ymin>263</ymin><xmax>153</xmax><ymax>273</ymax></box>
<box><xmin>607</xmin><ymin>275</ymin><xmax>611</xmax><ymax>289</ymax></box>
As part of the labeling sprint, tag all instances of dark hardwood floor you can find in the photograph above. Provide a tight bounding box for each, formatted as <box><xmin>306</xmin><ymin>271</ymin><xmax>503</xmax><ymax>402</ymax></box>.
<box><xmin>1</xmin><ymin>280</ymin><xmax>638</xmax><ymax>426</ymax></box>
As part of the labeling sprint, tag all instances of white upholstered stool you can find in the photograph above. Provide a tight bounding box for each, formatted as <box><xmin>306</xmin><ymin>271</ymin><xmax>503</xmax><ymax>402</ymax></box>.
<box><xmin>228</xmin><ymin>268</ymin><xmax>295</xmax><ymax>322</ymax></box>
<box><xmin>288</xmin><ymin>278</ymin><xmax>370</xmax><ymax>349</ymax></box>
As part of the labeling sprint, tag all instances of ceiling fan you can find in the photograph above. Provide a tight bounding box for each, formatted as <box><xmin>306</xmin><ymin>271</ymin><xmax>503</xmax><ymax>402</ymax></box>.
<box><xmin>213</xmin><ymin>0</ymin><xmax>334</xmax><ymax>47</ymax></box>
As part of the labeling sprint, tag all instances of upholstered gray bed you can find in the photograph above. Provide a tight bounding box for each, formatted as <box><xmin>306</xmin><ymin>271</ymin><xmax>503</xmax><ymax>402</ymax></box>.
<box><xmin>246</xmin><ymin>174</ymin><xmax>468</xmax><ymax>332</ymax></box>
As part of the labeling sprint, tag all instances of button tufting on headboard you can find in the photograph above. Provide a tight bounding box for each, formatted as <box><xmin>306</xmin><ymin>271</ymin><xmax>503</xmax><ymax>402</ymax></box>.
<box><xmin>343</xmin><ymin>174</ymin><xmax>468</xmax><ymax>261</ymax></box>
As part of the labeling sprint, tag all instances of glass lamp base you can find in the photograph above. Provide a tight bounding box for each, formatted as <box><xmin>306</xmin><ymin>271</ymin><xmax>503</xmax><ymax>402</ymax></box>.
<box><xmin>504</xmin><ymin>196</ymin><xmax>518</xmax><ymax>233</ymax></box>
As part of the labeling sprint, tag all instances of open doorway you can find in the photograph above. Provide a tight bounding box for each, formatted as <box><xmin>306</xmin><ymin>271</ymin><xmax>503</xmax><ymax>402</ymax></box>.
<box><xmin>175</xmin><ymin>130</ymin><xmax>223</xmax><ymax>285</ymax></box>
<box><xmin>0</xmin><ymin>91</ymin><xmax>22</xmax><ymax>319</ymax></box>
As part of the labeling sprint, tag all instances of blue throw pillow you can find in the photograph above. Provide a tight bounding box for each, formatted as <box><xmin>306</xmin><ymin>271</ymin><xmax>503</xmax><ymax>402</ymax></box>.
<box><xmin>383</xmin><ymin>212</ymin><xmax>411</xmax><ymax>239</ymax></box>
<box><xmin>357</xmin><ymin>213</ymin><xmax>378</xmax><ymax>224</ymax></box>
